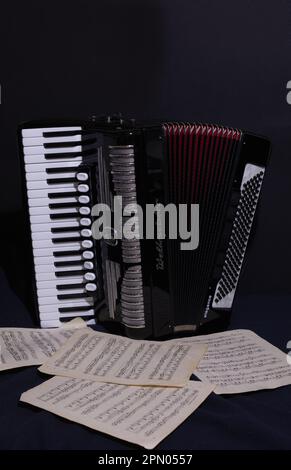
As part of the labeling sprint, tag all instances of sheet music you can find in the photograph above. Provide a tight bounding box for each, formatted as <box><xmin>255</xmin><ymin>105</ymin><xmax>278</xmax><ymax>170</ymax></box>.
<box><xmin>39</xmin><ymin>329</ymin><xmax>207</xmax><ymax>387</ymax></box>
<box><xmin>173</xmin><ymin>329</ymin><xmax>291</xmax><ymax>394</ymax></box>
<box><xmin>0</xmin><ymin>318</ymin><xmax>87</xmax><ymax>371</ymax></box>
<box><xmin>20</xmin><ymin>376</ymin><xmax>214</xmax><ymax>449</ymax></box>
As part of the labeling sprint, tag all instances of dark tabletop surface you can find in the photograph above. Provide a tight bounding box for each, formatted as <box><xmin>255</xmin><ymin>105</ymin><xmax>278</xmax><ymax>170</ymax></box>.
<box><xmin>0</xmin><ymin>267</ymin><xmax>291</xmax><ymax>450</ymax></box>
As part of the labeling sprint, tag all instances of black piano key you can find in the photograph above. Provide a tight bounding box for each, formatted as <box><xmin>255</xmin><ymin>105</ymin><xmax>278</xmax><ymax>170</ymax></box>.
<box><xmin>47</xmin><ymin>177</ymin><xmax>76</xmax><ymax>184</ymax></box>
<box><xmin>57</xmin><ymin>293</ymin><xmax>93</xmax><ymax>300</ymax></box>
<box><xmin>51</xmin><ymin>226</ymin><xmax>81</xmax><ymax>233</ymax></box>
<box><xmin>52</xmin><ymin>236</ymin><xmax>82</xmax><ymax>243</ymax></box>
<box><xmin>42</xmin><ymin>130</ymin><xmax>96</xmax><ymax>138</ymax></box>
<box><xmin>59</xmin><ymin>305</ymin><xmax>95</xmax><ymax>313</ymax></box>
<box><xmin>46</xmin><ymin>167</ymin><xmax>82</xmax><ymax>174</ymax></box>
<box><xmin>53</xmin><ymin>250</ymin><xmax>82</xmax><ymax>257</ymax></box>
<box><xmin>45</xmin><ymin>152</ymin><xmax>82</xmax><ymax>160</ymax></box>
<box><xmin>50</xmin><ymin>212</ymin><xmax>80</xmax><ymax>219</ymax></box>
<box><xmin>54</xmin><ymin>260</ymin><xmax>87</xmax><ymax>267</ymax></box>
<box><xmin>48</xmin><ymin>191</ymin><xmax>77</xmax><ymax>198</ymax></box>
<box><xmin>59</xmin><ymin>316</ymin><xmax>96</xmax><ymax>323</ymax></box>
<box><xmin>57</xmin><ymin>283</ymin><xmax>84</xmax><ymax>290</ymax></box>
<box><xmin>45</xmin><ymin>149</ymin><xmax>96</xmax><ymax>160</ymax></box>
<box><xmin>44</xmin><ymin>138</ymin><xmax>96</xmax><ymax>149</ymax></box>
<box><xmin>49</xmin><ymin>202</ymin><xmax>79</xmax><ymax>209</ymax></box>
<box><xmin>55</xmin><ymin>270</ymin><xmax>85</xmax><ymax>277</ymax></box>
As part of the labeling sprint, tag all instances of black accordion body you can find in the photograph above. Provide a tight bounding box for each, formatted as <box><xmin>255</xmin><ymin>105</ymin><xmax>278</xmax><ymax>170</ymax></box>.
<box><xmin>19</xmin><ymin>116</ymin><xmax>270</xmax><ymax>339</ymax></box>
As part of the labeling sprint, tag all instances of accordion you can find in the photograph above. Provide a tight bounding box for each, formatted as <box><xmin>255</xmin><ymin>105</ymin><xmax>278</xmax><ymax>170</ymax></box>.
<box><xmin>19</xmin><ymin>116</ymin><xmax>270</xmax><ymax>339</ymax></box>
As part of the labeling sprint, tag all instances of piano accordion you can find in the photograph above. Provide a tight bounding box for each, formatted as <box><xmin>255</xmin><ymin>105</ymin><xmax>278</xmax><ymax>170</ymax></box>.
<box><xmin>19</xmin><ymin>117</ymin><xmax>270</xmax><ymax>339</ymax></box>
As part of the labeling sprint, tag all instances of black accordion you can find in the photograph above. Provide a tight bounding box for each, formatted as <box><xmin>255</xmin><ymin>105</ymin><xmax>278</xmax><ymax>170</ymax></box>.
<box><xmin>19</xmin><ymin>116</ymin><xmax>270</xmax><ymax>339</ymax></box>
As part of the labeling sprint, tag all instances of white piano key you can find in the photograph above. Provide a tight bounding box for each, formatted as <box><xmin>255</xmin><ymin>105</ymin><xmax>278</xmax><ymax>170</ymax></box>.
<box><xmin>40</xmin><ymin>311</ymin><xmax>95</xmax><ymax>321</ymax></box>
<box><xmin>38</xmin><ymin>296</ymin><xmax>94</xmax><ymax>308</ymax></box>
<box><xmin>39</xmin><ymin>300</ymin><xmax>94</xmax><ymax>313</ymax></box>
<box><xmin>35</xmin><ymin>273</ymin><xmax>86</xmax><ymax>289</ymax></box>
<box><xmin>35</xmin><ymin>267</ymin><xmax>86</xmax><ymax>284</ymax></box>
<box><xmin>62</xmin><ymin>310</ymin><xmax>95</xmax><ymax>318</ymax></box>
<box><xmin>24</xmin><ymin>145</ymin><xmax>84</xmax><ymax>156</ymax></box>
<box><xmin>32</xmin><ymin>237</ymin><xmax>85</xmax><ymax>251</ymax></box>
<box><xmin>40</xmin><ymin>319</ymin><xmax>62</xmax><ymax>328</ymax></box>
<box><xmin>37</xmin><ymin>287</ymin><xmax>86</xmax><ymax>297</ymax></box>
<box><xmin>27</xmin><ymin>181</ymin><xmax>77</xmax><ymax>190</ymax></box>
<box><xmin>25</xmin><ymin>171</ymin><xmax>77</xmax><ymax>181</ymax></box>
<box><xmin>25</xmin><ymin>161</ymin><xmax>83</xmax><ymax>173</ymax></box>
<box><xmin>30</xmin><ymin>214</ymin><xmax>80</xmax><ymax>224</ymax></box>
<box><xmin>24</xmin><ymin>154</ymin><xmax>84</xmax><ymax>164</ymax></box>
<box><xmin>22</xmin><ymin>126</ymin><xmax>82</xmax><ymax>137</ymax></box>
<box><xmin>34</xmin><ymin>254</ymin><xmax>83</xmax><ymax>265</ymax></box>
<box><xmin>34</xmin><ymin>244</ymin><xmax>82</xmax><ymax>256</ymax></box>
<box><xmin>23</xmin><ymin>134</ymin><xmax>82</xmax><ymax>146</ymax></box>
<box><xmin>27</xmin><ymin>187</ymin><xmax>78</xmax><ymax>198</ymax></box>
<box><xmin>28</xmin><ymin>196</ymin><xmax>79</xmax><ymax>207</ymax></box>
<box><xmin>32</xmin><ymin>230</ymin><xmax>81</xmax><ymax>240</ymax></box>
<box><xmin>40</xmin><ymin>318</ymin><xmax>96</xmax><ymax>328</ymax></box>
<box><xmin>56</xmin><ymin>310</ymin><xmax>95</xmax><ymax>319</ymax></box>
<box><xmin>32</xmin><ymin>238</ymin><xmax>83</xmax><ymax>249</ymax></box>
<box><xmin>39</xmin><ymin>313</ymin><xmax>65</xmax><ymax>321</ymax></box>
<box><xmin>35</xmin><ymin>264</ymin><xmax>83</xmax><ymax>273</ymax></box>
<box><xmin>31</xmin><ymin>221</ymin><xmax>80</xmax><ymax>231</ymax></box>
<box><xmin>29</xmin><ymin>207</ymin><xmax>79</xmax><ymax>216</ymax></box>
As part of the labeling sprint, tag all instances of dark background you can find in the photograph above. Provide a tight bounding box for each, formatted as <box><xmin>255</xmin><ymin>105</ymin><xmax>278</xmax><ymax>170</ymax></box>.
<box><xmin>0</xmin><ymin>0</ymin><xmax>290</xmax><ymax>294</ymax></box>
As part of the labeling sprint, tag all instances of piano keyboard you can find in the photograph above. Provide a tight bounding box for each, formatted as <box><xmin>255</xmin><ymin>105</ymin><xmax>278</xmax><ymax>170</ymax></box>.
<box><xmin>22</xmin><ymin>126</ymin><xmax>101</xmax><ymax>327</ymax></box>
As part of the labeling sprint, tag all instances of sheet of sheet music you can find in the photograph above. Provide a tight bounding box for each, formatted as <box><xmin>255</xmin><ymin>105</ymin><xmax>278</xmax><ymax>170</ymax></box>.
<box><xmin>20</xmin><ymin>376</ymin><xmax>214</xmax><ymax>449</ymax></box>
<box><xmin>0</xmin><ymin>318</ymin><xmax>87</xmax><ymax>371</ymax></box>
<box><xmin>39</xmin><ymin>329</ymin><xmax>207</xmax><ymax>387</ymax></box>
<box><xmin>173</xmin><ymin>329</ymin><xmax>291</xmax><ymax>394</ymax></box>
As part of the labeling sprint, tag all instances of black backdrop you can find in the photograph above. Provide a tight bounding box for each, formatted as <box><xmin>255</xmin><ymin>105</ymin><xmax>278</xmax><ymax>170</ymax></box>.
<box><xmin>0</xmin><ymin>0</ymin><xmax>290</xmax><ymax>296</ymax></box>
